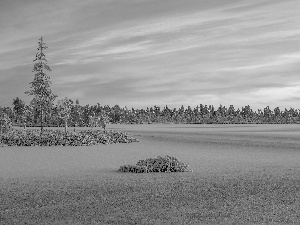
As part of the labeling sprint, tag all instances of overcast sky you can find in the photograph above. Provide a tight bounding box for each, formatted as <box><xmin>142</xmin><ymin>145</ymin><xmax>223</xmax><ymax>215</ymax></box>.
<box><xmin>0</xmin><ymin>0</ymin><xmax>300</xmax><ymax>111</ymax></box>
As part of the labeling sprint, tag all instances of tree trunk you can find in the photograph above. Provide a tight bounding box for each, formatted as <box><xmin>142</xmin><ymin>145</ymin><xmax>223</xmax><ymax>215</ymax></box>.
<box><xmin>64</xmin><ymin>120</ymin><xmax>67</xmax><ymax>133</ymax></box>
<box><xmin>0</xmin><ymin>120</ymin><xmax>2</xmax><ymax>142</ymax></box>
<box><xmin>40</xmin><ymin>107</ymin><xmax>43</xmax><ymax>132</ymax></box>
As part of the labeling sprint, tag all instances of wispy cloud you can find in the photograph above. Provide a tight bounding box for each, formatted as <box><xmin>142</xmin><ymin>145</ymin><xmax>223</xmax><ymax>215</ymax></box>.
<box><xmin>45</xmin><ymin>0</ymin><xmax>300</xmax><ymax>68</ymax></box>
<box><xmin>218</xmin><ymin>52</ymin><xmax>300</xmax><ymax>72</ymax></box>
<box><xmin>0</xmin><ymin>0</ymin><xmax>300</xmax><ymax>110</ymax></box>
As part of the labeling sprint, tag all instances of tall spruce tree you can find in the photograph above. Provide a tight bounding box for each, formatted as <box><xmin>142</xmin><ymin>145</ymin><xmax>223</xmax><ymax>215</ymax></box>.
<box><xmin>25</xmin><ymin>37</ymin><xmax>57</xmax><ymax>131</ymax></box>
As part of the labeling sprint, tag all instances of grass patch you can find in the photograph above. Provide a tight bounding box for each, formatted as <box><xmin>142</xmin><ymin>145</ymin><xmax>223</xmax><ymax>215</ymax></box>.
<box><xmin>1</xmin><ymin>171</ymin><xmax>300</xmax><ymax>224</ymax></box>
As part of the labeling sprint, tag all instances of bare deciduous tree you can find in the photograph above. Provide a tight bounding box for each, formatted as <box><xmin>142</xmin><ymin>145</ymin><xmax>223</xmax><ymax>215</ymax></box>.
<box><xmin>57</xmin><ymin>97</ymin><xmax>73</xmax><ymax>133</ymax></box>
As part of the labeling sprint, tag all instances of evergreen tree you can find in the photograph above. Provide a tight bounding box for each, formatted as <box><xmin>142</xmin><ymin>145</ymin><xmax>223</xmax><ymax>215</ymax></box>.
<box><xmin>25</xmin><ymin>37</ymin><xmax>57</xmax><ymax>131</ymax></box>
<box><xmin>12</xmin><ymin>97</ymin><xmax>26</xmax><ymax>124</ymax></box>
<box><xmin>71</xmin><ymin>99</ymin><xmax>81</xmax><ymax>130</ymax></box>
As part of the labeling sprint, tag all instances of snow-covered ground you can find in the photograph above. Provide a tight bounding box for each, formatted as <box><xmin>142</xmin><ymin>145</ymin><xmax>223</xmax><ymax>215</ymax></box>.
<box><xmin>1</xmin><ymin>124</ymin><xmax>300</xmax><ymax>178</ymax></box>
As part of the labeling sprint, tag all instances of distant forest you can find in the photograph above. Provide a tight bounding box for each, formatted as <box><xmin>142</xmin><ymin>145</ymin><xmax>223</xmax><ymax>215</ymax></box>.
<box><xmin>1</xmin><ymin>97</ymin><xmax>300</xmax><ymax>127</ymax></box>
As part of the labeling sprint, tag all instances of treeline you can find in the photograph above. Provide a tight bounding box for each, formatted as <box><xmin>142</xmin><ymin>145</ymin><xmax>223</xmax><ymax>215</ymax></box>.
<box><xmin>1</xmin><ymin>97</ymin><xmax>300</xmax><ymax>127</ymax></box>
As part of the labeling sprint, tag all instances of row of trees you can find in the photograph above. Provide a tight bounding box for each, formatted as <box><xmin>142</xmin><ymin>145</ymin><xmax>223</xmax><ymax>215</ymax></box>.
<box><xmin>5</xmin><ymin>97</ymin><xmax>108</xmax><ymax>129</ymax></box>
<box><xmin>2</xmin><ymin>101</ymin><xmax>300</xmax><ymax>127</ymax></box>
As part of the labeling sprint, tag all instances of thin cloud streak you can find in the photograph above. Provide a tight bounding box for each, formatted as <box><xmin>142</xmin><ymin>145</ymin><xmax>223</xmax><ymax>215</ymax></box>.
<box><xmin>47</xmin><ymin>0</ymin><xmax>299</xmax><ymax>68</ymax></box>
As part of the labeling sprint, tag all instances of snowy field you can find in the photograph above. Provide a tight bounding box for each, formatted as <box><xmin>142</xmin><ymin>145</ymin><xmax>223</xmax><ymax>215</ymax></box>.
<box><xmin>1</xmin><ymin>124</ymin><xmax>300</xmax><ymax>224</ymax></box>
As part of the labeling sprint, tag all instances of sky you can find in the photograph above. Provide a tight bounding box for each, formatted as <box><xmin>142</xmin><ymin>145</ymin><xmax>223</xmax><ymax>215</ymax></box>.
<box><xmin>0</xmin><ymin>0</ymin><xmax>300</xmax><ymax>111</ymax></box>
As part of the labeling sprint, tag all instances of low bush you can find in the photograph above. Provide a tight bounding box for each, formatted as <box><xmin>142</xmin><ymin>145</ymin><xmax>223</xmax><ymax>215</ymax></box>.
<box><xmin>0</xmin><ymin>113</ymin><xmax>13</xmax><ymax>134</ymax></box>
<box><xmin>118</xmin><ymin>155</ymin><xmax>192</xmax><ymax>173</ymax></box>
<box><xmin>0</xmin><ymin>129</ymin><xmax>138</xmax><ymax>146</ymax></box>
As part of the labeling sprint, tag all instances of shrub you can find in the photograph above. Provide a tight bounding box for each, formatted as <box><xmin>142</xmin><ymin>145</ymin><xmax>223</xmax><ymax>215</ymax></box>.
<box><xmin>118</xmin><ymin>155</ymin><xmax>192</xmax><ymax>173</ymax></box>
<box><xmin>0</xmin><ymin>129</ymin><xmax>138</xmax><ymax>147</ymax></box>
